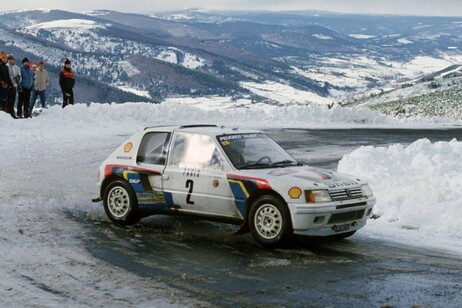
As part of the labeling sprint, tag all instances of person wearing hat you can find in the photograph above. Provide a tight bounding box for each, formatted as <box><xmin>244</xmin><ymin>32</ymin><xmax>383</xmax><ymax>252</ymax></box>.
<box><xmin>59</xmin><ymin>57</ymin><xmax>75</xmax><ymax>108</ymax></box>
<box><xmin>0</xmin><ymin>52</ymin><xmax>13</xmax><ymax>113</ymax></box>
<box><xmin>18</xmin><ymin>57</ymin><xmax>34</xmax><ymax>118</ymax></box>
<box><xmin>6</xmin><ymin>54</ymin><xmax>21</xmax><ymax>118</ymax></box>
<box><xmin>29</xmin><ymin>59</ymin><xmax>49</xmax><ymax>115</ymax></box>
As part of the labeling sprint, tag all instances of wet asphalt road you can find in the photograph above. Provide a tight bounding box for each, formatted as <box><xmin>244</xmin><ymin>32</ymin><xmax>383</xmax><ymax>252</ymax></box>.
<box><xmin>81</xmin><ymin>128</ymin><xmax>462</xmax><ymax>307</ymax></box>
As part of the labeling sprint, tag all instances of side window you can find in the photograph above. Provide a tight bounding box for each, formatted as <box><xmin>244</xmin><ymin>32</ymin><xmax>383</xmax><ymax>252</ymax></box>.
<box><xmin>170</xmin><ymin>132</ymin><xmax>223</xmax><ymax>170</ymax></box>
<box><xmin>137</xmin><ymin>132</ymin><xmax>171</xmax><ymax>165</ymax></box>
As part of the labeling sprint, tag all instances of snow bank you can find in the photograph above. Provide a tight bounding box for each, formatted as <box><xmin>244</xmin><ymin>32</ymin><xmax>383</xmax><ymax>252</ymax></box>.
<box><xmin>1</xmin><ymin>101</ymin><xmax>458</xmax><ymax>132</ymax></box>
<box><xmin>338</xmin><ymin>139</ymin><xmax>462</xmax><ymax>252</ymax></box>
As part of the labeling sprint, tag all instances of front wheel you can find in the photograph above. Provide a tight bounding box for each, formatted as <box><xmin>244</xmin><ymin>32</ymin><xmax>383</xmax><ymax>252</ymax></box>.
<box><xmin>248</xmin><ymin>195</ymin><xmax>292</xmax><ymax>247</ymax></box>
<box><xmin>103</xmin><ymin>180</ymin><xmax>140</xmax><ymax>225</ymax></box>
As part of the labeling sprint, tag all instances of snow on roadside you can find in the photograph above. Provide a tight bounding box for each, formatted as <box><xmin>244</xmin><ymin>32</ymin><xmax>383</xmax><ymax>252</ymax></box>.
<box><xmin>0</xmin><ymin>100</ymin><xmax>457</xmax><ymax>131</ymax></box>
<box><xmin>338</xmin><ymin>138</ymin><xmax>462</xmax><ymax>255</ymax></box>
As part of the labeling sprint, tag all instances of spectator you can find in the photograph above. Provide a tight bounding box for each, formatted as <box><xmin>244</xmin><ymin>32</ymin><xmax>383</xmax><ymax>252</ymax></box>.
<box><xmin>29</xmin><ymin>59</ymin><xmax>49</xmax><ymax>116</ymax></box>
<box><xmin>59</xmin><ymin>58</ymin><xmax>75</xmax><ymax>108</ymax></box>
<box><xmin>6</xmin><ymin>54</ymin><xmax>21</xmax><ymax>118</ymax></box>
<box><xmin>18</xmin><ymin>57</ymin><xmax>34</xmax><ymax>118</ymax></box>
<box><xmin>0</xmin><ymin>52</ymin><xmax>13</xmax><ymax>113</ymax></box>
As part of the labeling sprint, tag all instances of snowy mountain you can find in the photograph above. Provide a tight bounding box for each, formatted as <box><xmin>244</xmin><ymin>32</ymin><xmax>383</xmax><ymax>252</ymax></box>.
<box><xmin>346</xmin><ymin>64</ymin><xmax>462</xmax><ymax>119</ymax></box>
<box><xmin>1</xmin><ymin>9</ymin><xmax>461</xmax><ymax>106</ymax></box>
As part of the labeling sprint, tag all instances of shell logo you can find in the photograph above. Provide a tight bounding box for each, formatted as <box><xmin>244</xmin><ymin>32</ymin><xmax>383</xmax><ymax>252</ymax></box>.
<box><xmin>288</xmin><ymin>187</ymin><xmax>302</xmax><ymax>199</ymax></box>
<box><xmin>124</xmin><ymin>142</ymin><xmax>133</xmax><ymax>153</ymax></box>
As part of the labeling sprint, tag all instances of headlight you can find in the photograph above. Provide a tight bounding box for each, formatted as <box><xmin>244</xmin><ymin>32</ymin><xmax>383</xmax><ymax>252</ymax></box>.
<box><xmin>361</xmin><ymin>184</ymin><xmax>373</xmax><ymax>197</ymax></box>
<box><xmin>305</xmin><ymin>190</ymin><xmax>332</xmax><ymax>203</ymax></box>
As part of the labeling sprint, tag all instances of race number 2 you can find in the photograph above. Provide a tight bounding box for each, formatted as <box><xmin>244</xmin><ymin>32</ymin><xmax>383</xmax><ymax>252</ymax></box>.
<box><xmin>186</xmin><ymin>179</ymin><xmax>194</xmax><ymax>204</ymax></box>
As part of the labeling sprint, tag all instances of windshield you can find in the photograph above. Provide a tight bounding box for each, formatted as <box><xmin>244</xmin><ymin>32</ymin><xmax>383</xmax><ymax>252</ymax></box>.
<box><xmin>217</xmin><ymin>133</ymin><xmax>298</xmax><ymax>169</ymax></box>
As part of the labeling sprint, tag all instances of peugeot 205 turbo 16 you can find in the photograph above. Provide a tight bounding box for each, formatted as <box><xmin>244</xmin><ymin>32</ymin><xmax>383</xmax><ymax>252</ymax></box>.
<box><xmin>92</xmin><ymin>125</ymin><xmax>376</xmax><ymax>247</ymax></box>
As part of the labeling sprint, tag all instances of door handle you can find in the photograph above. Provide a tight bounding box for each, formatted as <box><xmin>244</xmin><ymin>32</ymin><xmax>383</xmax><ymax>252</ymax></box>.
<box><xmin>162</xmin><ymin>175</ymin><xmax>170</xmax><ymax>180</ymax></box>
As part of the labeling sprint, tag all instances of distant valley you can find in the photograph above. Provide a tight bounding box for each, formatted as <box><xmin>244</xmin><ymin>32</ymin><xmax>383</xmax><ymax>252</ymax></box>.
<box><xmin>0</xmin><ymin>9</ymin><xmax>461</xmax><ymax>110</ymax></box>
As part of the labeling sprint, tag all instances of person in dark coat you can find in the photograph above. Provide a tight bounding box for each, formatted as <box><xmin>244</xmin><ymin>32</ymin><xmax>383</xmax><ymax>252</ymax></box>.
<box><xmin>0</xmin><ymin>52</ymin><xmax>14</xmax><ymax>113</ymax></box>
<box><xmin>59</xmin><ymin>58</ymin><xmax>75</xmax><ymax>108</ymax></box>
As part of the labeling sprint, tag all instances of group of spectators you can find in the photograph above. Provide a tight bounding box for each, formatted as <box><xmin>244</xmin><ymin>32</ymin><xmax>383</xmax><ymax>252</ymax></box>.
<box><xmin>0</xmin><ymin>52</ymin><xmax>75</xmax><ymax>118</ymax></box>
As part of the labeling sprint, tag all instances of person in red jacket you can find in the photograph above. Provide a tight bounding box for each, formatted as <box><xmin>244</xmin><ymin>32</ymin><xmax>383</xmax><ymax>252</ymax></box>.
<box><xmin>59</xmin><ymin>58</ymin><xmax>75</xmax><ymax>108</ymax></box>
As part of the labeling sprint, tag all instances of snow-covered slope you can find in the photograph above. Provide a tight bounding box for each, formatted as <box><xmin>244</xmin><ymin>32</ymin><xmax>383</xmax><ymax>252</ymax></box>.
<box><xmin>1</xmin><ymin>9</ymin><xmax>462</xmax><ymax>106</ymax></box>
<box><xmin>346</xmin><ymin>65</ymin><xmax>462</xmax><ymax>120</ymax></box>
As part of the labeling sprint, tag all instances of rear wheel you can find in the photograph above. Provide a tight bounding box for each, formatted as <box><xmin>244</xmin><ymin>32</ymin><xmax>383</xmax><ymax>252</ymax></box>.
<box><xmin>248</xmin><ymin>195</ymin><xmax>292</xmax><ymax>247</ymax></box>
<box><xmin>103</xmin><ymin>180</ymin><xmax>141</xmax><ymax>225</ymax></box>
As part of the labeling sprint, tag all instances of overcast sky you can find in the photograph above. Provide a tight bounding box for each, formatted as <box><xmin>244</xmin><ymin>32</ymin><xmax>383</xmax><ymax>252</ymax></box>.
<box><xmin>1</xmin><ymin>0</ymin><xmax>462</xmax><ymax>17</ymax></box>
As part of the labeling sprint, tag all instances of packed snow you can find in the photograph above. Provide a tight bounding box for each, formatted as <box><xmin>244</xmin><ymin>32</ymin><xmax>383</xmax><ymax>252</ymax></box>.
<box><xmin>338</xmin><ymin>139</ymin><xmax>462</xmax><ymax>253</ymax></box>
<box><xmin>1</xmin><ymin>101</ymin><xmax>462</xmax><ymax>305</ymax></box>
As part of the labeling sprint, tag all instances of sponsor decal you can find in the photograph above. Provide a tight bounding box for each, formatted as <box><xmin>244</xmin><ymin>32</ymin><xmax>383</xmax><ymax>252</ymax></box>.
<box><xmin>288</xmin><ymin>187</ymin><xmax>302</xmax><ymax>199</ymax></box>
<box><xmin>116</xmin><ymin>155</ymin><xmax>132</xmax><ymax>160</ymax></box>
<box><xmin>269</xmin><ymin>169</ymin><xmax>297</xmax><ymax>176</ymax></box>
<box><xmin>328</xmin><ymin>180</ymin><xmax>359</xmax><ymax>189</ymax></box>
<box><xmin>218</xmin><ymin>133</ymin><xmax>261</xmax><ymax>143</ymax></box>
<box><xmin>137</xmin><ymin>191</ymin><xmax>166</xmax><ymax>204</ymax></box>
<box><xmin>183</xmin><ymin>168</ymin><xmax>201</xmax><ymax>177</ymax></box>
<box><xmin>129</xmin><ymin>178</ymin><xmax>141</xmax><ymax>184</ymax></box>
<box><xmin>124</xmin><ymin>142</ymin><xmax>133</xmax><ymax>153</ymax></box>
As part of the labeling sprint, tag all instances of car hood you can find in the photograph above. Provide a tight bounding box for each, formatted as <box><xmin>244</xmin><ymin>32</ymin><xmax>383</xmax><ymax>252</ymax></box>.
<box><xmin>246</xmin><ymin>165</ymin><xmax>362</xmax><ymax>188</ymax></box>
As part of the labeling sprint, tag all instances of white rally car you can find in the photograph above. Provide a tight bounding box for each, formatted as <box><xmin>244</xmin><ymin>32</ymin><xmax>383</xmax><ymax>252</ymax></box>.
<box><xmin>93</xmin><ymin>125</ymin><xmax>376</xmax><ymax>247</ymax></box>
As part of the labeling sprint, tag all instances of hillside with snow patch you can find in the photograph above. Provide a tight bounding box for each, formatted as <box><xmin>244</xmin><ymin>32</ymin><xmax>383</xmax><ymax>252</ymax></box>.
<box><xmin>1</xmin><ymin>9</ymin><xmax>461</xmax><ymax>108</ymax></box>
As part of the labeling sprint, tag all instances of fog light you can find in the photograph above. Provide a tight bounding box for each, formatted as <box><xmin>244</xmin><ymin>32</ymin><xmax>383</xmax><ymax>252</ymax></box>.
<box><xmin>313</xmin><ymin>216</ymin><xmax>325</xmax><ymax>224</ymax></box>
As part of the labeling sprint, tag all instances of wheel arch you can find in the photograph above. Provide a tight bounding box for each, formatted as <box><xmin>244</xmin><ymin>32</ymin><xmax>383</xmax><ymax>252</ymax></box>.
<box><xmin>100</xmin><ymin>174</ymin><xmax>127</xmax><ymax>198</ymax></box>
<box><xmin>244</xmin><ymin>189</ymin><xmax>289</xmax><ymax>224</ymax></box>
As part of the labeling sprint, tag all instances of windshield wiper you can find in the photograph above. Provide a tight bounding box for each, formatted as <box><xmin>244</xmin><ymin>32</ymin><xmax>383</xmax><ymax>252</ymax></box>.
<box><xmin>239</xmin><ymin>163</ymin><xmax>272</xmax><ymax>170</ymax></box>
<box><xmin>270</xmin><ymin>160</ymin><xmax>300</xmax><ymax>167</ymax></box>
<box><xmin>239</xmin><ymin>160</ymin><xmax>300</xmax><ymax>170</ymax></box>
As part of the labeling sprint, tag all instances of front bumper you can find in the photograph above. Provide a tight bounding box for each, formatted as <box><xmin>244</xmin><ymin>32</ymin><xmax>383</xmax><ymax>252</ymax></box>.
<box><xmin>287</xmin><ymin>196</ymin><xmax>376</xmax><ymax>236</ymax></box>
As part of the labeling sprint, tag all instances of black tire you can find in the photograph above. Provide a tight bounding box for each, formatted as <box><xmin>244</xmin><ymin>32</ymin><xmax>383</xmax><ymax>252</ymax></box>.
<box><xmin>103</xmin><ymin>180</ymin><xmax>141</xmax><ymax>225</ymax></box>
<box><xmin>327</xmin><ymin>231</ymin><xmax>356</xmax><ymax>240</ymax></box>
<box><xmin>248</xmin><ymin>195</ymin><xmax>292</xmax><ymax>247</ymax></box>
